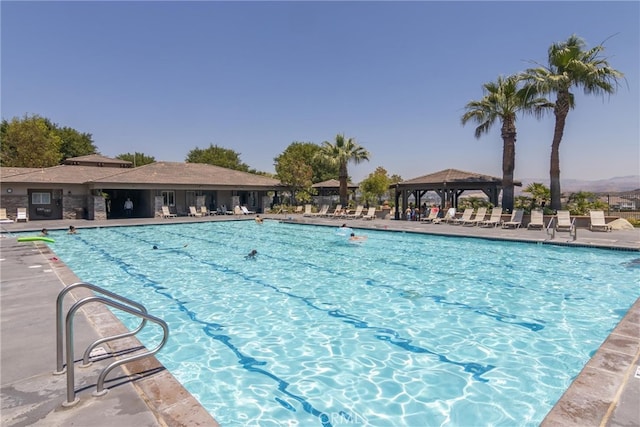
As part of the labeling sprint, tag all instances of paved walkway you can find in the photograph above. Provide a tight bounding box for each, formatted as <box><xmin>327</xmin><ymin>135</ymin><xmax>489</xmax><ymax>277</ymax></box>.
<box><xmin>1</xmin><ymin>214</ymin><xmax>638</xmax><ymax>426</ymax></box>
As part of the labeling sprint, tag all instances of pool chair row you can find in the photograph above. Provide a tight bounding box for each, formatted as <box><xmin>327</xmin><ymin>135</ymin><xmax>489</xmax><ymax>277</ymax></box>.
<box><xmin>0</xmin><ymin>207</ymin><xmax>28</xmax><ymax>222</ymax></box>
<box><xmin>447</xmin><ymin>207</ymin><xmax>511</xmax><ymax>228</ymax></box>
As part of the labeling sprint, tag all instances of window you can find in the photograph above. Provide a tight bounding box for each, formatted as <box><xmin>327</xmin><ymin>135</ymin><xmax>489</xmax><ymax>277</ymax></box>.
<box><xmin>32</xmin><ymin>192</ymin><xmax>51</xmax><ymax>205</ymax></box>
<box><xmin>162</xmin><ymin>191</ymin><xmax>175</xmax><ymax>207</ymax></box>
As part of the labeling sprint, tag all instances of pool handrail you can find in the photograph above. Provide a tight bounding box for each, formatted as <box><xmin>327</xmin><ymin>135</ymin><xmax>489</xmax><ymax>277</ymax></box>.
<box><xmin>55</xmin><ymin>282</ymin><xmax>148</xmax><ymax>375</ymax></box>
<box><xmin>62</xmin><ymin>294</ymin><xmax>169</xmax><ymax>406</ymax></box>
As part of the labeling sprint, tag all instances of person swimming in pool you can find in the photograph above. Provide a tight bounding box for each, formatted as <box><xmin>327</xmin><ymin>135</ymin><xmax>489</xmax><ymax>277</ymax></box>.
<box><xmin>245</xmin><ymin>249</ymin><xmax>257</xmax><ymax>259</ymax></box>
<box><xmin>349</xmin><ymin>232</ymin><xmax>367</xmax><ymax>241</ymax></box>
<box><xmin>153</xmin><ymin>244</ymin><xmax>188</xmax><ymax>250</ymax></box>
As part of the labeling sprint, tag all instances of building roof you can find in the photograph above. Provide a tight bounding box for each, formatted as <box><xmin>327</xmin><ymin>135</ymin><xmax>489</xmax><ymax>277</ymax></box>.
<box><xmin>0</xmin><ymin>162</ymin><xmax>282</xmax><ymax>189</ymax></box>
<box><xmin>63</xmin><ymin>154</ymin><xmax>132</xmax><ymax>166</ymax></box>
<box><xmin>91</xmin><ymin>162</ymin><xmax>282</xmax><ymax>188</ymax></box>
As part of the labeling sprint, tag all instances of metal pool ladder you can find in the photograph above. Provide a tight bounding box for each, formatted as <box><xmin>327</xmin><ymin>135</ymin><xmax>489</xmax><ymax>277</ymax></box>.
<box><xmin>54</xmin><ymin>282</ymin><xmax>169</xmax><ymax>407</ymax></box>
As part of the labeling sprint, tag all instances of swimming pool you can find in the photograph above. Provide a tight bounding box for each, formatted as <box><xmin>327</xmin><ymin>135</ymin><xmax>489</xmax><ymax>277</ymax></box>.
<box><xmin>41</xmin><ymin>221</ymin><xmax>639</xmax><ymax>426</ymax></box>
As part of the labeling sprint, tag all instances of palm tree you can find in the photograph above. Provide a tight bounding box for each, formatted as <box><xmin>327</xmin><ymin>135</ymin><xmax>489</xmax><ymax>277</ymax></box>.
<box><xmin>461</xmin><ymin>75</ymin><xmax>552</xmax><ymax>212</ymax></box>
<box><xmin>523</xmin><ymin>35</ymin><xmax>624</xmax><ymax>210</ymax></box>
<box><xmin>317</xmin><ymin>134</ymin><xmax>370</xmax><ymax>207</ymax></box>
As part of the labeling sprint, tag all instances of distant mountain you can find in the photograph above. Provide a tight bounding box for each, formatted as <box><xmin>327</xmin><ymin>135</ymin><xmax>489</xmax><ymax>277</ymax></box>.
<box><xmin>517</xmin><ymin>175</ymin><xmax>640</xmax><ymax>194</ymax></box>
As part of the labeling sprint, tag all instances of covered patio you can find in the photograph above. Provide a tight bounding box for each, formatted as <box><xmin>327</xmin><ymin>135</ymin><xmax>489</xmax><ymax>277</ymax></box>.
<box><xmin>392</xmin><ymin>168</ymin><xmax>521</xmax><ymax>220</ymax></box>
<box><xmin>312</xmin><ymin>179</ymin><xmax>359</xmax><ymax>207</ymax></box>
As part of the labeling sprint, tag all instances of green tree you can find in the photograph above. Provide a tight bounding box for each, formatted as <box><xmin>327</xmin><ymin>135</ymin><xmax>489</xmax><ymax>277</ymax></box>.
<box><xmin>566</xmin><ymin>191</ymin><xmax>607</xmax><ymax>216</ymax></box>
<box><xmin>274</xmin><ymin>142</ymin><xmax>339</xmax><ymax>187</ymax></box>
<box><xmin>515</xmin><ymin>182</ymin><xmax>552</xmax><ymax>214</ymax></box>
<box><xmin>461</xmin><ymin>75</ymin><xmax>552</xmax><ymax>212</ymax></box>
<box><xmin>360</xmin><ymin>167</ymin><xmax>391</xmax><ymax>206</ymax></box>
<box><xmin>275</xmin><ymin>151</ymin><xmax>314</xmax><ymax>204</ymax></box>
<box><xmin>116</xmin><ymin>152</ymin><xmax>156</xmax><ymax>167</ymax></box>
<box><xmin>0</xmin><ymin>114</ymin><xmax>62</xmax><ymax>167</ymax></box>
<box><xmin>316</xmin><ymin>134</ymin><xmax>370</xmax><ymax>206</ymax></box>
<box><xmin>55</xmin><ymin>126</ymin><xmax>98</xmax><ymax>160</ymax></box>
<box><xmin>523</xmin><ymin>35</ymin><xmax>624</xmax><ymax>210</ymax></box>
<box><xmin>389</xmin><ymin>174</ymin><xmax>403</xmax><ymax>184</ymax></box>
<box><xmin>186</xmin><ymin>144</ymin><xmax>249</xmax><ymax>171</ymax></box>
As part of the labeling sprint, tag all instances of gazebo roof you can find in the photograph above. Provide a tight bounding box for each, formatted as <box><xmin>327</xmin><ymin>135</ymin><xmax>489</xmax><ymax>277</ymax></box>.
<box><xmin>395</xmin><ymin>168</ymin><xmax>521</xmax><ymax>189</ymax></box>
<box><xmin>312</xmin><ymin>179</ymin><xmax>358</xmax><ymax>189</ymax></box>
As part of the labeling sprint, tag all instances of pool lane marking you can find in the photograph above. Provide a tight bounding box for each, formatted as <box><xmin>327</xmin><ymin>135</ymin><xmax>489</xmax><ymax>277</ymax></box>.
<box><xmin>66</xmin><ymin>233</ymin><xmax>335</xmax><ymax>426</ymax></box>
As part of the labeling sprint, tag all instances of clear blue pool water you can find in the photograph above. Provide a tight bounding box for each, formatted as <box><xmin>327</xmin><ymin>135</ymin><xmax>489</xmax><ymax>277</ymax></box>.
<box><xmin>37</xmin><ymin>221</ymin><xmax>640</xmax><ymax>426</ymax></box>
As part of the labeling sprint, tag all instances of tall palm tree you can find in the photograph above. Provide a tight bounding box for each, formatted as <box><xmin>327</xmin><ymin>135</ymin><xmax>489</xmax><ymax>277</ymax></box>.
<box><xmin>461</xmin><ymin>75</ymin><xmax>552</xmax><ymax>212</ymax></box>
<box><xmin>317</xmin><ymin>134</ymin><xmax>370</xmax><ymax>207</ymax></box>
<box><xmin>523</xmin><ymin>35</ymin><xmax>624</xmax><ymax>210</ymax></box>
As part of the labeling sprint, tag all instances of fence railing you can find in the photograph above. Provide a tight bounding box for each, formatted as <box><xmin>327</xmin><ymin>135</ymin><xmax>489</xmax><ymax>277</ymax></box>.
<box><xmin>603</xmin><ymin>193</ymin><xmax>640</xmax><ymax>221</ymax></box>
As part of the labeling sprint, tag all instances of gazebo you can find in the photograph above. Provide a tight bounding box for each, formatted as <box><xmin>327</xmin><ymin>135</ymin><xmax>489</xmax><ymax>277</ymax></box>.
<box><xmin>391</xmin><ymin>168</ymin><xmax>521</xmax><ymax>219</ymax></box>
<box><xmin>312</xmin><ymin>179</ymin><xmax>359</xmax><ymax>206</ymax></box>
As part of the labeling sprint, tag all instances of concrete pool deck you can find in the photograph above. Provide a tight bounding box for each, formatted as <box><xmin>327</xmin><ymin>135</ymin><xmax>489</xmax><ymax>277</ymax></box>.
<box><xmin>1</xmin><ymin>214</ymin><xmax>638</xmax><ymax>426</ymax></box>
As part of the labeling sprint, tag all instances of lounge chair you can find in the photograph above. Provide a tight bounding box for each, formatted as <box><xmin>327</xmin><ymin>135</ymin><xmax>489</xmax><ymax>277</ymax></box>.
<box><xmin>451</xmin><ymin>208</ymin><xmax>473</xmax><ymax>225</ymax></box>
<box><xmin>344</xmin><ymin>205</ymin><xmax>364</xmax><ymax>219</ymax></box>
<box><xmin>479</xmin><ymin>207</ymin><xmax>503</xmax><ymax>227</ymax></box>
<box><xmin>234</xmin><ymin>206</ymin><xmax>243</xmax><ymax>216</ymax></box>
<box><xmin>294</xmin><ymin>206</ymin><xmax>303</xmax><ymax>214</ymax></box>
<box><xmin>0</xmin><ymin>208</ymin><xmax>12</xmax><ymax>223</ymax></box>
<box><xmin>188</xmin><ymin>206</ymin><xmax>202</xmax><ymax>217</ymax></box>
<box><xmin>362</xmin><ymin>207</ymin><xmax>376</xmax><ymax>220</ymax></box>
<box><xmin>433</xmin><ymin>208</ymin><xmax>456</xmax><ymax>224</ymax></box>
<box><xmin>302</xmin><ymin>204</ymin><xmax>314</xmax><ymax>216</ymax></box>
<box><xmin>501</xmin><ymin>209</ymin><xmax>524</xmax><ymax>229</ymax></box>
<box><xmin>311</xmin><ymin>205</ymin><xmax>330</xmax><ymax>217</ymax></box>
<box><xmin>589</xmin><ymin>210</ymin><xmax>612</xmax><ymax>232</ymax></box>
<box><xmin>201</xmin><ymin>206</ymin><xmax>213</xmax><ymax>216</ymax></box>
<box><xmin>555</xmin><ymin>210</ymin><xmax>574</xmax><ymax>232</ymax></box>
<box><xmin>161</xmin><ymin>206</ymin><xmax>177</xmax><ymax>218</ymax></box>
<box><xmin>16</xmin><ymin>207</ymin><xmax>29</xmax><ymax>222</ymax></box>
<box><xmin>461</xmin><ymin>207</ymin><xmax>487</xmax><ymax>226</ymax></box>
<box><xmin>420</xmin><ymin>207</ymin><xmax>439</xmax><ymax>223</ymax></box>
<box><xmin>527</xmin><ymin>210</ymin><xmax>545</xmax><ymax>230</ymax></box>
<box><xmin>326</xmin><ymin>204</ymin><xmax>342</xmax><ymax>218</ymax></box>
<box><xmin>241</xmin><ymin>206</ymin><xmax>256</xmax><ymax>215</ymax></box>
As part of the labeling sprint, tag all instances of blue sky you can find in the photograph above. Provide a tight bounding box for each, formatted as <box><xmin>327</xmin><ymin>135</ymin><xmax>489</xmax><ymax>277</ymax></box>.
<box><xmin>2</xmin><ymin>1</ymin><xmax>638</xmax><ymax>184</ymax></box>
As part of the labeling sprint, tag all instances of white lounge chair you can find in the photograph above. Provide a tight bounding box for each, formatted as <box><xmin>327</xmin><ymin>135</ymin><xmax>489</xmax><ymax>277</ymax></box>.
<box><xmin>201</xmin><ymin>206</ymin><xmax>213</xmax><ymax>216</ymax></box>
<box><xmin>326</xmin><ymin>205</ymin><xmax>342</xmax><ymax>218</ymax></box>
<box><xmin>344</xmin><ymin>205</ymin><xmax>364</xmax><ymax>219</ymax></box>
<box><xmin>479</xmin><ymin>207</ymin><xmax>502</xmax><ymax>227</ymax></box>
<box><xmin>309</xmin><ymin>205</ymin><xmax>329</xmax><ymax>217</ymax></box>
<box><xmin>589</xmin><ymin>210</ymin><xmax>612</xmax><ymax>232</ymax></box>
<box><xmin>161</xmin><ymin>206</ymin><xmax>177</xmax><ymax>218</ymax></box>
<box><xmin>461</xmin><ymin>207</ymin><xmax>487</xmax><ymax>226</ymax></box>
<box><xmin>527</xmin><ymin>210</ymin><xmax>545</xmax><ymax>230</ymax></box>
<box><xmin>433</xmin><ymin>208</ymin><xmax>456</xmax><ymax>224</ymax></box>
<box><xmin>362</xmin><ymin>207</ymin><xmax>377</xmax><ymax>220</ymax></box>
<box><xmin>502</xmin><ymin>209</ymin><xmax>524</xmax><ymax>229</ymax></box>
<box><xmin>555</xmin><ymin>210</ymin><xmax>574</xmax><ymax>232</ymax></box>
<box><xmin>420</xmin><ymin>207</ymin><xmax>440</xmax><ymax>223</ymax></box>
<box><xmin>241</xmin><ymin>206</ymin><xmax>256</xmax><ymax>215</ymax></box>
<box><xmin>451</xmin><ymin>208</ymin><xmax>473</xmax><ymax>225</ymax></box>
<box><xmin>0</xmin><ymin>208</ymin><xmax>12</xmax><ymax>223</ymax></box>
<box><xmin>188</xmin><ymin>206</ymin><xmax>202</xmax><ymax>217</ymax></box>
<box><xmin>16</xmin><ymin>207</ymin><xmax>29</xmax><ymax>222</ymax></box>
<box><xmin>302</xmin><ymin>204</ymin><xmax>314</xmax><ymax>216</ymax></box>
